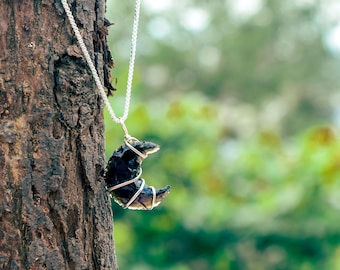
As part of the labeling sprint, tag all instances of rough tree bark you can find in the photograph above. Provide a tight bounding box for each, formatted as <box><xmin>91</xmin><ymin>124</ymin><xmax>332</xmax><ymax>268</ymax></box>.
<box><xmin>0</xmin><ymin>0</ymin><xmax>118</xmax><ymax>269</ymax></box>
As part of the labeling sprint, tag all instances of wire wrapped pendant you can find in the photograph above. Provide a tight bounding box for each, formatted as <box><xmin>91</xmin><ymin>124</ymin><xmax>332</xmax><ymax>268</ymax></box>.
<box><xmin>105</xmin><ymin>138</ymin><xmax>171</xmax><ymax>210</ymax></box>
<box><xmin>61</xmin><ymin>0</ymin><xmax>169</xmax><ymax>210</ymax></box>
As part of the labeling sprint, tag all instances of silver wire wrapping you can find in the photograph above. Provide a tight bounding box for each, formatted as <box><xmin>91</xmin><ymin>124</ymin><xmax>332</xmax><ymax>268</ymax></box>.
<box><xmin>105</xmin><ymin>138</ymin><xmax>170</xmax><ymax>210</ymax></box>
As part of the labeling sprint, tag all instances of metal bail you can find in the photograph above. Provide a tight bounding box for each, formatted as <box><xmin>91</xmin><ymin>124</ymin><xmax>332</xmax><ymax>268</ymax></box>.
<box><xmin>119</xmin><ymin>118</ymin><xmax>131</xmax><ymax>141</ymax></box>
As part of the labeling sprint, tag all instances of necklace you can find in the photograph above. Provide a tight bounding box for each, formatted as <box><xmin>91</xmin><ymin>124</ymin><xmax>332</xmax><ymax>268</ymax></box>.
<box><xmin>60</xmin><ymin>0</ymin><xmax>170</xmax><ymax>210</ymax></box>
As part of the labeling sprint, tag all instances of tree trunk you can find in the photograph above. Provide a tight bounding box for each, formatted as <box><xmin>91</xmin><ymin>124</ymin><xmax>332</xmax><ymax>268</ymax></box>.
<box><xmin>0</xmin><ymin>0</ymin><xmax>117</xmax><ymax>269</ymax></box>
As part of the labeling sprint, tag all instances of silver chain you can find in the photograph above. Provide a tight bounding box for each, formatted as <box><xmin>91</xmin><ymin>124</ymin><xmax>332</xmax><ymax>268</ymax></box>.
<box><xmin>60</xmin><ymin>0</ymin><xmax>141</xmax><ymax>134</ymax></box>
<box><xmin>123</xmin><ymin>0</ymin><xmax>141</xmax><ymax>123</ymax></box>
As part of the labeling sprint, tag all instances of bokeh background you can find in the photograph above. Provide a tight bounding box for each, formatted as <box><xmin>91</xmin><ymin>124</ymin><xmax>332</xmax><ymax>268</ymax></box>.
<box><xmin>104</xmin><ymin>0</ymin><xmax>340</xmax><ymax>269</ymax></box>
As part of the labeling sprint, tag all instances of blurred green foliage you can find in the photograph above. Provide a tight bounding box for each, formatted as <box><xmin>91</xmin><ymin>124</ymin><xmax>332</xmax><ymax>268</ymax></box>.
<box><xmin>105</xmin><ymin>100</ymin><xmax>340</xmax><ymax>270</ymax></box>
<box><xmin>104</xmin><ymin>0</ymin><xmax>340</xmax><ymax>269</ymax></box>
